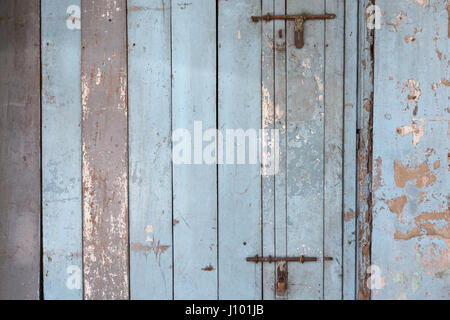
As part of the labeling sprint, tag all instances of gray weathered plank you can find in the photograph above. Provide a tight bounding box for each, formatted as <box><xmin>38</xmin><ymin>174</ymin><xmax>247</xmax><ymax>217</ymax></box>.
<box><xmin>81</xmin><ymin>0</ymin><xmax>129</xmax><ymax>300</ymax></box>
<box><xmin>0</xmin><ymin>0</ymin><xmax>41</xmax><ymax>300</ymax></box>
<box><xmin>128</xmin><ymin>0</ymin><xmax>173</xmax><ymax>300</ymax></box>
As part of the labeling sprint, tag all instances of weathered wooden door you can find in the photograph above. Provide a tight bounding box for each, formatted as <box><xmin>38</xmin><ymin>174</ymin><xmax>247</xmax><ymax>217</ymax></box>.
<box><xmin>217</xmin><ymin>0</ymin><xmax>352</xmax><ymax>300</ymax></box>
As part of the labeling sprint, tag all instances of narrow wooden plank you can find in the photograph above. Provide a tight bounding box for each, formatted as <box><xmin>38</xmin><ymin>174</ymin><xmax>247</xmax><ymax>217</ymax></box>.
<box><xmin>285</xmin><ymin>0</ymin><xmax>325</xmax><ymax>300</ymax></box>
<box><xmin>274</xmin><ymin>0</ymin><xmax>288</xmax><ymax>301</ymax></box>
<box><xmin>356</xmin><ymin>0</ymin><xmax>374</xmax><ymax>300</ymax></box>
<box><xmin>343</xmin><ymin>0</ymin><xmax>358</xmax><ymax>300</ymax></box>
<box><xmin>324</xmin><ymin>0</ymin><xmax>345</xmax><ymax>300</ymax></box>
<box><xmin>128</xmin><ymin>0</ymin><xmax>173</xmax><ymax>300</ymax></box>
<box><xmin>372</xmin><ymin>0</ymin><xmax>449</xmax><ymax>300</ymax></box>
<box><xmin>172</xmin><ymin>0</ymin><xmax>218</xmax><ymax>300</ymax></box>
<box><xmin>218</xmin><ymin>0</ymin><xmax>262</xmax><ymax>299</ymax></box>
<box><xmin>42</xmin><ymin>0</ymin><xmax>82</xmax><ymax>300</ymax></box>
<box><xmin>0</xmin><ymin>0</ymin><xmax>41</xmax><ymax>300</ymax></box>
<box><xmin>261</xmin><ymin>0</ymin><xmax>276</xmax><ymax>300</ymax></box>
<box><xmin>81</xmin><ymin>0</ymin><xmax>129</xmax><ymax>300</ymax></box>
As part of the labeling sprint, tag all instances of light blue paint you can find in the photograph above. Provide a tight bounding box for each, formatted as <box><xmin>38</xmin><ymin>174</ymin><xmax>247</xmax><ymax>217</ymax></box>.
<box><xmin>323</xmin><ymin>0</ymin><xmax>345</xmax><ymax>300</ymax></box>
<box><xmin>172</xmin><ymin>0</ymin><xmax>218</xmax><ymax>300</ymax></box>
<box><xmin>285</xmin><ymin>0</ymin><xmax>325</xmax><ymax>300</ymax></box>
<box><xmin>343</xmin><ymin>0</ymin><xmax>358</xmax><ymax>300</ymax></box>
<box><xmin>128</xmin><ymin>0</ymin><xmax>173</xmax><ymax>300</ymax></box>
<box><xmin>273</xmin><ymin>0</ymin><xmax>288</xmax><ymax>301</ymax></box>
<box><xmin>218</xmin><ymin>0</ymin><xmax>262</xmax><ymax>300</ymax></box>
<box><xmin>372</xmin><ymin>0</ymin><xmax>449</xmax><ymax>300</ymax></box>
<box><xmin>42</xmin><ymin>0</ymin><xmax>82</xmax><ymax>300</ymax></box>
<box><xmin>261</xmin><ymin>0</ymin><xmax>276</xmax><ymax>300</ymax></box>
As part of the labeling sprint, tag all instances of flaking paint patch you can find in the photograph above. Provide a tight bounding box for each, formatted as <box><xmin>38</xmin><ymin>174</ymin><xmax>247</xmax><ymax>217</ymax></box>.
<box><xmin>413</xmin><ymin>0</ymin><xmax>430</xmax><ymax>7</ymax></box>
<box><xmin>393</xmin><ymin>160</ymin><xmax>436</xmax><ymax>188</ymax></box>
<box><xmin>386</xmin><ymin>195</ymin><xmax>407</xmax><ymax>221</ymax></box>
<box><xmin>395</xmin><ymin>209</ymin><xmax>449</xmax><ymax>240</ymax></box>
<box><xmin>396</xmin><ymin>119</ymin><xmax>425</xmax><ymax>146</ymax></box>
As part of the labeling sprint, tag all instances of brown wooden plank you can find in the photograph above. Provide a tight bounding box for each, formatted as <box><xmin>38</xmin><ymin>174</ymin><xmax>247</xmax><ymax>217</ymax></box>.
<box><xmin>0</xmin><ymin>0</ymin><xmax>41</xmax><ymax>300</ymax></box>
<box><xmin>81</xmin><ymin>0</ymin><xmax>129</xmax><ymax>300</ymax></box>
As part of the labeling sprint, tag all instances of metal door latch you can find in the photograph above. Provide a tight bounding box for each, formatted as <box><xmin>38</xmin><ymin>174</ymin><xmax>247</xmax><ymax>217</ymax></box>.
<box><xmin>251</xmin><ymin>13</ymin><xmax>336</xmax><ymax>49</ymax></box>
<box><xmin>246</xmin><ymin>255</ymin><xmax>333</xmax><ymax>295</ymax></box>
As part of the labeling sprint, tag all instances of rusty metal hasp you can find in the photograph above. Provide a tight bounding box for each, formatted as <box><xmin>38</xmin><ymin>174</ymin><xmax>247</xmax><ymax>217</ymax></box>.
<box><xmin>246</xmin><ymin>254</ymin><xmax>333</xmax><ymax>264</ymax></box>
<box><xmin>251</xmin><ymin>13</ymin><xmax>336</xmax><ymax>49</ymax></box>
<box><xmin>246</xmin><ymin>255</ymin><xmax>333</xmax><ymax>295</ymax></box>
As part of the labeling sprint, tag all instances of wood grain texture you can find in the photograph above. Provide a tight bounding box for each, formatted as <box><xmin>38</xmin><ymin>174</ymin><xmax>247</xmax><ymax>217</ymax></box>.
<box><xmin>372</xmin><ymin>0</ymin><xmax>449</xmax><ymax>300</ymax></box>
<box><xmin>42</xmin><ymin>0</ymin><xmax>82</xmax><ymax>300</ymax></box>
<box><xmin>81</xmin><ymin>0</ymin><xmax>129</xmax><ymax>300</ymax></box>
<box><xmin>356</xmin><ymin>0</ymin><xmax>374</xmax><ymax>300</ymax></box>
<box><xmin>172</xmin><ymin>0</ymin><xmax>218</xmax><ymax>300</ymax></box>
<box><xmin>285</xmin><ymin>0</ymin><xmax>325</xmax><ymax>300</ymax></box>
<box><xmin>324</xmin><ymin>0</ymin><xmax>344</xmax><ymax>300</ymax></box>
<box><xmin>0</xmin><ymin>0</ymin><xmax>41</xmax><ymax>300</ymax></box>
<box><xmin>128</xmin><ymin>0</ymin><xmax>173</xmax><ymax>300</ymax></box>
<box><xmin>218</xmin><ymin>0</ymin><xmax>262</xmax><ymax>299</ymax></box>
<box><xmin>343</xmin><ymin>0</ymin><xmax>358</xmax><ymax>300</ymax></box>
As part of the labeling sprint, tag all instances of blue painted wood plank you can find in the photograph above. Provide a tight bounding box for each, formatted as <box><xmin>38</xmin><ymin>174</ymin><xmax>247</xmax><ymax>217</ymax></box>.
<box><xmin>42</xmin><ymin>0</ymin><xmax>82</xmax><ymax>300</ymax></box>
<box><xmin>0</xmin><ymin>0</ymin><xmax>41</xmax><ymax>300</ymax></box>
<box><xmin>324</xmin><ymin>0</ymin><xmax>345</xmax><ymax>300</ymax></box>
<box><xmin>128</xmin><ymin>0</ymin><xmax>173</xmax><ymax>300</ymax></box>
<box><xmin>218</xmin><ymin>0</ymin><xmax>262</xmax><ymax>300</ymax></box>
<box><xmin>285</xmin><ymin>0</ymin><xmax>325</xmax><ymax>300</ymax></box>
<box><xmin>273</xmin><ymin>0</ymin><xmax>288</xmax><ymax>301</ymax></box>
<box><xmin>172</xmin><ymin>0</ymin><xmax>218</xmax><ymax>299</ymax></box>
<box><xmin>261</xmin><ymin>0</ymin><xmax>276</xmax><ymax>300</ymax></box>
<box><xmin>372</xmin><ymin>0</ymin><xmax>449</xmax><ymax>300</ymax></box>
<box><xmin>343</xmin><ymin>0</ymin><xmax>358</xmax><ymax>300</ymax></box>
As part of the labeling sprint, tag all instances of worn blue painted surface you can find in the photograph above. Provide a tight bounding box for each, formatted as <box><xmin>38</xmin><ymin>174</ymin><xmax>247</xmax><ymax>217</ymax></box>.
<box><xmin>172</xmin><ymin>0</ymin><xmax>218</xmax><ymax>300</ymax></box>
<box><xmin>42</xmin><ymin>0</ymin><xmax>82</xmax><ymax>300</ymax></box>
<box><xmin>128</xmin><ymin>0</ymin><xmax>173</xmax><ymax>300</ymax></box>
<box><xmin>6</xmin><ymin>0</ymin><xmax>449</xmax><ymax>301</ymax></box>
<box><xmin>372</xmin><ymin>0</ymin><xmax>449</xmax><ymax>299</ymax></box>
<box><xmin>218</xmin><ymin>0</ymin><xmax>263</xmax><ymax>300</ymax></box>
<box><xmin>343</xmin><ymin>0</ymin><xmax>358</xmax><ymax>301</ymax></box>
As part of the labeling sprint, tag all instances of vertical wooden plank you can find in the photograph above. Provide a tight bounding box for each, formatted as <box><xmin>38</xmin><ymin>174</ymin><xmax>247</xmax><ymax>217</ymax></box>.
<box><xmin>372</xmin><ymin>0</ymin><xmax>449</xmax><ymax>300</ymax></box>
<box><xmin>218</xmin><ymin>0</ymin><xmax>262</xmax><ymax>300</ymax></box>
<box><xmin>356</xmin><ymin>0</ymin><xmax>374</xmax><ymax>300</ymax></box>
<box><xmin>0</xmin><ymin>0</ymin><xmax>41</xmax><ymax>300</ymax></box>
<box><xmin>172</xmin><ymin>0</ymin><xmax>217</xmax><ymax>299</ymax></box>
<box><xmin>261</xmin><ymin>0</ymin><xmax>276</xmax><ymax>300</ymax></box>
<box><xmin>274</xmin><ymin>0</ymin><xmax>288</xmax><ymax>300</ymax></box>
<box><xmin>81</xmin><ymin>0</ymin><xmax>129</xmax><ymax>300</ymax></box>
<box><xmin>128</xmin><ymin>0</ymin><xmax>173</xmax><ymax>300</ymax></box>
<box><xmin>343</xmin><ymin>0</ymin><xmax>358</xmax><ymax>300</ymax></box>
<box><xmin>42</xmin><ymin>0</ymin><xmax>82</xmax><ymax>300</ymax></box>
<box><xmin>285</xmin><ymin>0</ymin><xmax>325</xmax><ymax>300</ymax></box>
<box><xmin>324</xmin><ymin>0</ymin><xmax>345</xmax><ymax>300</ymax></box>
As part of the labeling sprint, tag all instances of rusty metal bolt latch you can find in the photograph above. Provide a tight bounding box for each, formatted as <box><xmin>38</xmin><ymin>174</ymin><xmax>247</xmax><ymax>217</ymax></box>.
<box><xmin>251</xmin><ymin>13</ymin><xmax>336</xmax><ymax>49</ymax></box>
